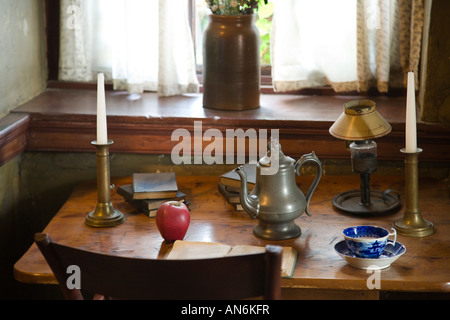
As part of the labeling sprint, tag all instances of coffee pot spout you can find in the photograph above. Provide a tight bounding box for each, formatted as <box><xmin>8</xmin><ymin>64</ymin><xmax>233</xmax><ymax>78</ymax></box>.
<box><xmin>235</xmin><ymin>166</ymin><xmax>259</xmax><ymax>219</ymax></box>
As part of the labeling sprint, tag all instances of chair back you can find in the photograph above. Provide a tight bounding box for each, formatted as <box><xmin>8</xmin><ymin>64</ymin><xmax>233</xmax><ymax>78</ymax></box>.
<box><xmin>34</xmin><ymin>233</ymin><xmax>282</xmax><ymax>300</ymax></box>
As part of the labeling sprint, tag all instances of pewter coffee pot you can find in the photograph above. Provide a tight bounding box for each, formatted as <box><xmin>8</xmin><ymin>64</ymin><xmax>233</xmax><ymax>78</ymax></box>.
<box><xmin>235</xmin><ymin>139</ymin><xmax>322</xmax><ymax>240</ymax></box>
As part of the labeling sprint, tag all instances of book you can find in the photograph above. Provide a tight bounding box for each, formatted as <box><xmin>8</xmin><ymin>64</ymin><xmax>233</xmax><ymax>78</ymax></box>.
<box><xmin>225</xmin><ymin>185</ymin><xmax>241</xmax><ymax>193</ymax></box>
<box><xmin>143</xmin><ymin>191</ymin><xmax>186</xmax><ymax>210</ymax></box>
<box><xmin>132</xmin><ymin>172</ymin><xmax>178</xmax><ymax>200</ymax></box>
<box><xmin>117</xmin><ymin>184</ymin><xmax>187</xmax><ymax>217</ymax></box>
<box><xmin>118</xmin><ymin>184</ymin><xmax>186</xmax><ymax>210</ymax></box>
<box><xmin>143</xmin><ymin>199</ymin><xmax>190</xmax><ymax>217</ymax></box>
<box><xmin>166</xmin><ymin>240</ymin><xmax>298</xmax><ymax>278</ymax></box>
<box><xmin>218</xmin><ymin>163</ymin><xmax>256</xmax><ymax>190</ymax></box>
<box><xmin>218</xmin><ymin>183</ymin><xmax>240</xmax><ymax>204</ymax></box>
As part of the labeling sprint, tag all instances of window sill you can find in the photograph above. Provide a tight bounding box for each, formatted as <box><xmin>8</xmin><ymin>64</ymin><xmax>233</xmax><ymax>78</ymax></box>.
<box><xmin>8</xmin><ymin>88</ymin><xmax>450</xmax><ymax>163</ymax></box>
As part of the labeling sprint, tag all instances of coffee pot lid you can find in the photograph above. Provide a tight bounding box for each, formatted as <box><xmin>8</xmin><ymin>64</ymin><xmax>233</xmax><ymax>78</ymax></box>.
<box><xmin>259</xmin><ymin>138</ymin><xmax>294</xmax><ymax>168</ymax></box>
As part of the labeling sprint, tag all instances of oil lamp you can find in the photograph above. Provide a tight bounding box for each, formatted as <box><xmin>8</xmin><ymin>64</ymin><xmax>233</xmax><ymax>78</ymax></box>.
<box><xmin>329</xmin><ymin>99</ymin><xmax>401</xmax><ymax>215</ymax></box>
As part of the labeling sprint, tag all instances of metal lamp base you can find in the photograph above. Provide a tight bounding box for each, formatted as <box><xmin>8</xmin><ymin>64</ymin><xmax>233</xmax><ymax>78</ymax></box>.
<box><xmin>332</xmin><ymin>189</ymin><xmax>401</xmax><ymax>215</ymax></box>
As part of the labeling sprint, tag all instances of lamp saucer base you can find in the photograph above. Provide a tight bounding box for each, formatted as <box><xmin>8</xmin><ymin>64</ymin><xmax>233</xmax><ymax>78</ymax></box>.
<box><xmin>332</xmin><ymin>189</ymin><xmax>401</xmax><ymax>215</ymax></box>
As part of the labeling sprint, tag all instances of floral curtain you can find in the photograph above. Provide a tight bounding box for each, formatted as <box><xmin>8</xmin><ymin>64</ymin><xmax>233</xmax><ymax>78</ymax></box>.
<box><xmin>59</xmin><ymin>0</ymin><xmax>199</xmax><ymax>96</ymax></box>
<box><xmin>398</xmin><ymin>0</ymin><xmax>425</xmax><ymax>90</ymax></box>
<box><xmin>271</xmin><ymin>0</ymin><xmax>425</xmax><ymax>93</ymax></box>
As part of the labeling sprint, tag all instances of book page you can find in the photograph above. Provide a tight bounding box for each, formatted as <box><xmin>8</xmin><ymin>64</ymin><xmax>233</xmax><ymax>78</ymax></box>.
<box><xmin>281</xmin><ymin>247</ymin><xmax>298</xmax><ymax>278</ymax></box>
<box><xmin>165</xmin><ymin>241</ymin><xmax>297</xmax><ymax>278</ymax></box>
<box><xmin>166</xmin><ymin>241</ymin><xmax>232</xmax><ymax>260</ymax></box>
<box><xmin>225</xmin><ymin>245</ymin><xmax>297</xmax><ymax>278</ymax></box>
<box><xmin>227</xmin><ymin>245</ymin><xmax>265</xmax><ymax>256</ymax></box>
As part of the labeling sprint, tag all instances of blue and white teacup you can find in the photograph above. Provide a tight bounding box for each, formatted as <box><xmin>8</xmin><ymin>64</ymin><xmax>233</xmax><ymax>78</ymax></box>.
<box><xmin>343</xmin><ymin>226</ymin><xmax>397</xmax><ymax>258</ymax></box>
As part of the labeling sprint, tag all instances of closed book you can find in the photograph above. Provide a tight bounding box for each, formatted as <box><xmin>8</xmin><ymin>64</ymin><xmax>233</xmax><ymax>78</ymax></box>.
<box><xmin>146</xmin><ymin>200</ymin><xmax>191</xmax><ymax>218</ymax></box>
<box><xmin>218</xmin><ymin>183</ymin><xmax>240</xmax><ymax>204</ymax></box>
<box><xmin>218</xmin><ymin>163</ymin><xmax>256</xmax><ymax>190</ymax></box>
<box><xmin>142</xmin><ymin>191</ymin><xmax>186</xmax><ymax>210</ymax></box>
<box><xmin>117</xmin><ymin>184</ymin><xmax>143</xmax><ymax>208</ymax></box>
<box><xmin>117</xmin><ymin>184</ymin><xmax>188</xmax><ymax>217</ymax></box>
<box><xmin>132</xmin><ymin>172</ymin><xmax>178</xmax><ymax>200</ymax></box>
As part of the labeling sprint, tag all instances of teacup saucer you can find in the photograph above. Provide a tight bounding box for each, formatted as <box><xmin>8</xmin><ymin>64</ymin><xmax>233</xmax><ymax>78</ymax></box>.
<box><xmin>334</xmin><ymin>240</ymin><xmax>406</xmax><ymax>269</ymax></box>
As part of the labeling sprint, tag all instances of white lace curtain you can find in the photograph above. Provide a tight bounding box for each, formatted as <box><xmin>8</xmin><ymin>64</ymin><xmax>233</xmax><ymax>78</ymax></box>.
<box><xmin>59</xmin><ymin>0</ymin><xmax>199</xmax><ymax>96</ymax></box>
<box><xmin>271</xmin><ymin>0</ymin><xmax>425</xmax><ymax>93</ymax></box>
<box><xmin>59</xmin><ymin>0</ymin><xmax>424</xmax><ymax>95</ymax></box>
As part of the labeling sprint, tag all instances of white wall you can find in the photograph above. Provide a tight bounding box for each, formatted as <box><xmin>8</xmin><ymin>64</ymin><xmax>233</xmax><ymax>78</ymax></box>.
<box><xmin>0</xmin><ymin>0</ymin><xmax>47</xmax><ymax>118</ymax></box>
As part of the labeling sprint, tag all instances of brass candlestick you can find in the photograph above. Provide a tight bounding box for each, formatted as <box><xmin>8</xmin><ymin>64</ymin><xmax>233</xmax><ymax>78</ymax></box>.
<box><xmin>393</xmin><ymin>148</ymin><xmax>434</xmax><ymax>237</ymax></box>
<box><xmin>85</xmin><ymin>140</ymin><xmax>125</xmax><ymax>227</ymax></box>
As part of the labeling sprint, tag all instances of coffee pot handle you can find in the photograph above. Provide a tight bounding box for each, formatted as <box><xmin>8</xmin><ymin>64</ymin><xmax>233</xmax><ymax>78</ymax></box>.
<box><xmin>294</xmin><ymin>152</ymin><xmax>323</xmax><ymax>216</ymax></box>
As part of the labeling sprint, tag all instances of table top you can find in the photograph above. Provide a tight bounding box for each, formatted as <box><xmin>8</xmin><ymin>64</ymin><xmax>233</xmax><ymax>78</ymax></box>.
<box><xmin>14</xmin><ymin>174</ymin><xmax>450</xmax><ymax>293</ymax></box>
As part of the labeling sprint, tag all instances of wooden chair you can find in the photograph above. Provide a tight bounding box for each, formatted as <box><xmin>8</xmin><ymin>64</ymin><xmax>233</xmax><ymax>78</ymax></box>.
<box><xmin>34</xmin><ymin>233</ymin><xmax>282</xmax><ymax>300</ymax></box>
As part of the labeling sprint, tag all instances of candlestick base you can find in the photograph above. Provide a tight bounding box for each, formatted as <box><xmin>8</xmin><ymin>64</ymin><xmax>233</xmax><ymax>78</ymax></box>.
<box><xmin>393</xmin><ymin>148</ymin><xmax>434</xmax><ymax>237</ymax></box>
<box><xmin>85</xmin><ymin>140</ymin><xmax>125</xmax><ymax>228</ymax></box>
<box><xmin>393</xmin><ymin>214</ymin><xmax>434</xmax><ymax>237</ymax></box>
<box><xmin>86</xmin><ymin>202</ymin><xmax>125</xmax><ymax>228</ymax></box>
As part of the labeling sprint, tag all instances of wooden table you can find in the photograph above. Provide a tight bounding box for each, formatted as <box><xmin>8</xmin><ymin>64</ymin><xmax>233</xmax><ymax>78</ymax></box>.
<box><xmin>14</xmin><ymin>174</ymin><xmax>450</xmax><ymax>299</ymax></box>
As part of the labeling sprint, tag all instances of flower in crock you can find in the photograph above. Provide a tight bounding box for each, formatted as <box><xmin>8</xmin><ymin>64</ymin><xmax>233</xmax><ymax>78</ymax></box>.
<box><xmin>206</xmin><ymin>0</ymin><xmax>268</xmax><ymax>15</ymax></box>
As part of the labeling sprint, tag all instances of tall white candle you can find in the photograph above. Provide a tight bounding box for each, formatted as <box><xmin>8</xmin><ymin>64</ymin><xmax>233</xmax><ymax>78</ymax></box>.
<box><xmin>97</xmin><ymin>73</ymin><xmax>108</xmax><ymax>145</ymax></box>
<box><xmin>405</xmin><ymin>71</ymin><xmax>417</xmax><ymax>153</ymax></box>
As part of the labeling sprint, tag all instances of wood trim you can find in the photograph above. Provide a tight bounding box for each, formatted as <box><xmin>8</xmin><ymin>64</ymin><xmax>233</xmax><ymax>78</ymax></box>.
<box><xmin>47</xmin><ymin>80</ymin><xmax>114</xmax><ymax>91</ymax></box>
<box><xmin>45</xmin><ymin>0</ymin><xmax>60</xmax><ymax>81</ymax></box>
<box><xmin>47</xmin><ymin>80</ymin><xmax>406</xmax><ymax>97</ymax></box>
<box><xmin>0</xmin><ymin>113</ymin><xmax>30</xmax><ymax>166</ymax></box>
<box><xmin>20</xmin><ymin>113</ymin><xmax>450</xmax><ymax>162</ymax></box>
<box><xmin>10</xmin><ymin>89</ymin><xmax>450</xmax><ymax>163</ymax></box>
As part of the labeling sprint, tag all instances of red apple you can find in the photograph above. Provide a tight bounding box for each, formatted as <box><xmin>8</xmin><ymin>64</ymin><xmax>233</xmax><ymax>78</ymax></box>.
<box><xmin>156</xmin><ymin>201</ymin><xmax>190</xmax><ymax>242</ymax></box>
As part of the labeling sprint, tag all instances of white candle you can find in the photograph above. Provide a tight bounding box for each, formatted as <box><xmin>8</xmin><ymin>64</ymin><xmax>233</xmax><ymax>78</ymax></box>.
<box><xmin>405</xmin><ymin>71</ymin><xmax>417</xmax><ymax>153</ymax></box>
<box><xmin>97</xmin><ymin>73</ymin><xmax>108</xmax><ymax>145</ymax></box>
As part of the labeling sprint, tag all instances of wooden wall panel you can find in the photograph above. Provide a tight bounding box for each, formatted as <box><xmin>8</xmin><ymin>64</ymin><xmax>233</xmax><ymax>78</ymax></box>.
<box><xmin>0</xmin><ymin>113</ymin><xmax>29</xmax><ymax>165</ymax></box>
<box><xmin>6</xmin><ymin>89</ymin><xmax>450</xmax><ymax>163</ymax></box>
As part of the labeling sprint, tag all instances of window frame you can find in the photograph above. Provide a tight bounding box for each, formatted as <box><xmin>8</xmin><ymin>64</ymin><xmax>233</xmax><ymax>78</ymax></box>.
<box><xmin>45</xmin><ymin>0</ymin><xmax>297</xmax><ymax>92</ymax></box>
<box><xmin>45</xmin><ymin>0</ymin><xmax>404</xmax><ymax>97</ymax></box>
<box><xmin>188</xmin><ymin>0</ymin><xmax>274</xmax><ymax>88</ymax></box>
<box><xmin>46</xmin><ymin>0</ymin><xmax>60</xmax><ymax>82</ymax></box>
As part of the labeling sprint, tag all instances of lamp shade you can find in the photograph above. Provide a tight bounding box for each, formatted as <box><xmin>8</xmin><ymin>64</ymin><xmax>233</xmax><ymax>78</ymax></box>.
<box><xmin>329</xmin><ymin>99</ymin><xmax>391</xmax><ymax>140</ymax></box>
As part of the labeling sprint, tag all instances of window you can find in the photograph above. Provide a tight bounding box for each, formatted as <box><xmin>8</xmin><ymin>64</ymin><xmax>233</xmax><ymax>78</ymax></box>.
<box><xmin>55</xmin><ymin>0</ymin><xmax>425</xmax><ymax>96</ymax></box>
<box><xmin>59</xmin><ymin>0</ymin><xmax>199</xmax><ymax>96</ymax></box>
<box><xmin>192</xmin><ymin>0</ymin><xmax>273</xmax><ymax>69</ymax></box>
